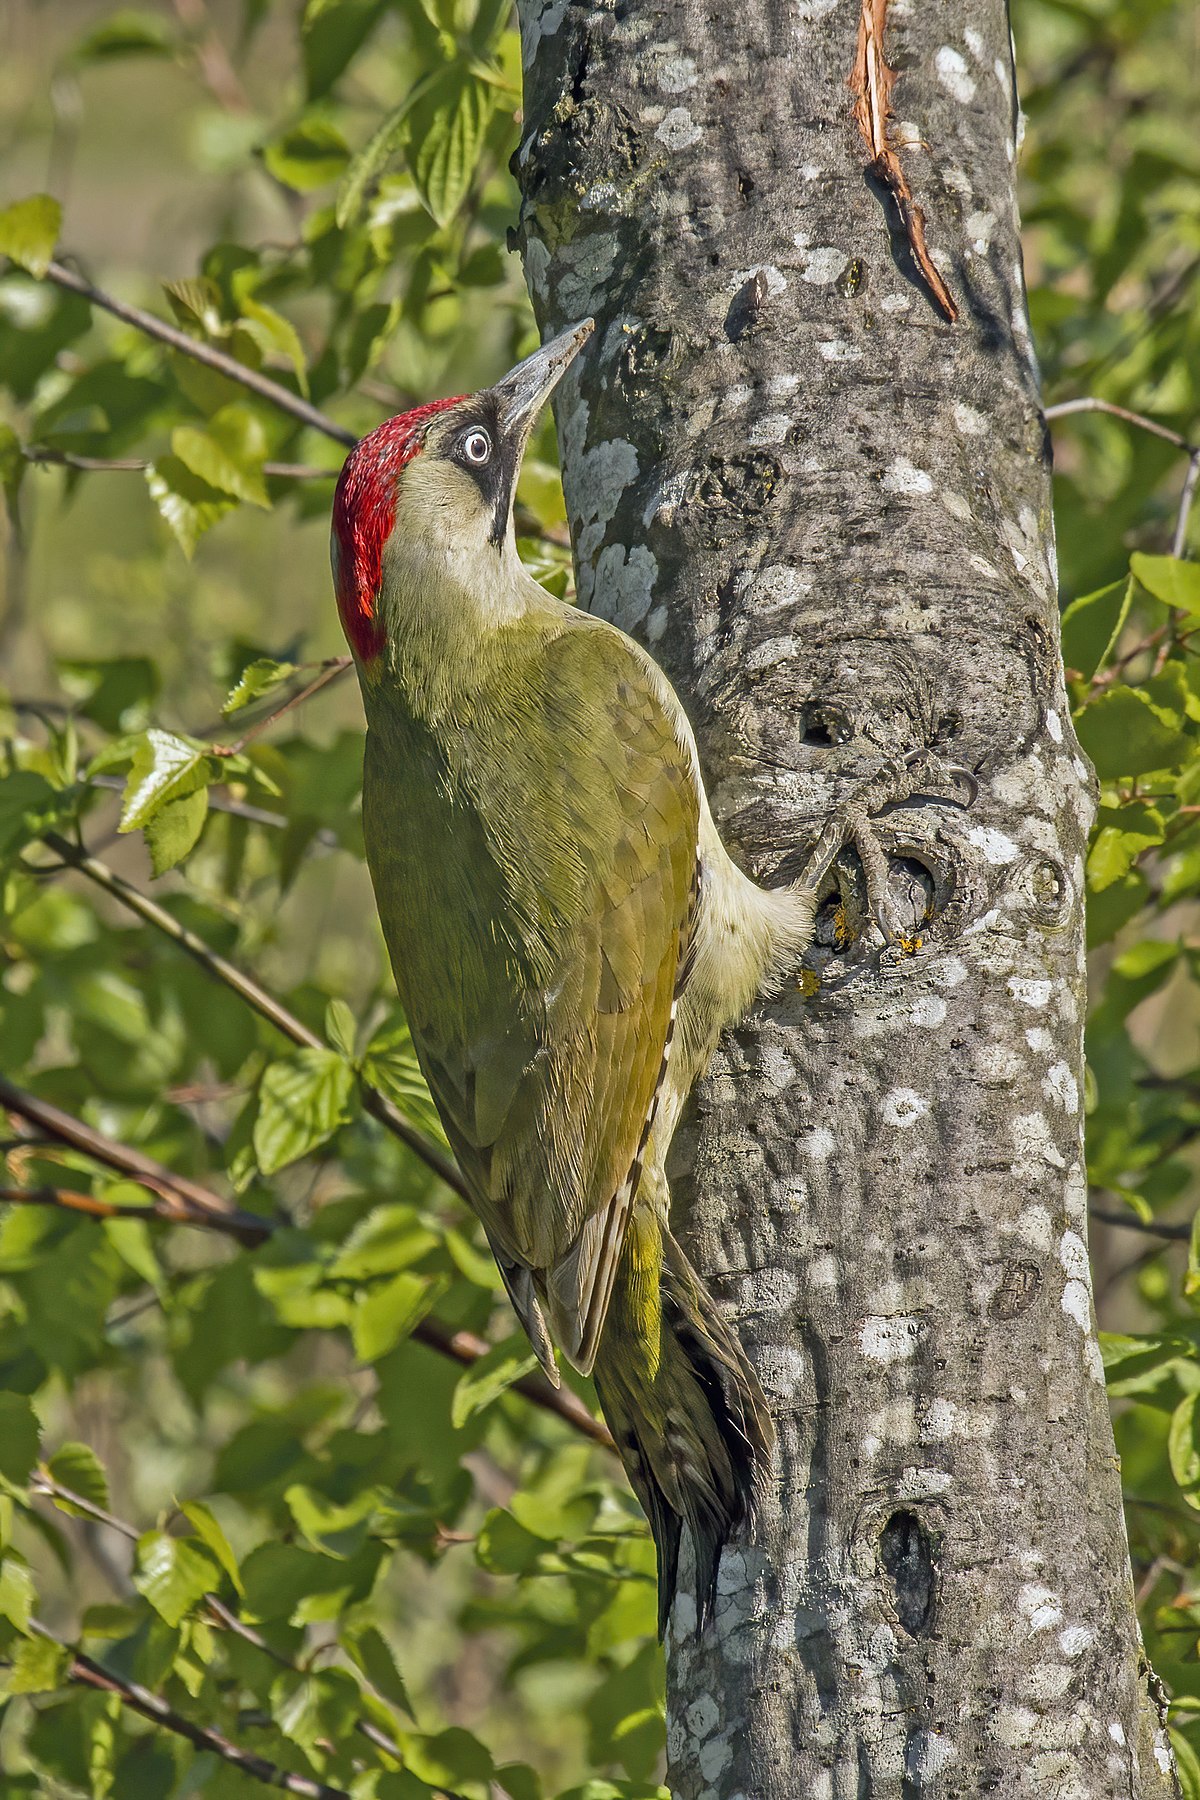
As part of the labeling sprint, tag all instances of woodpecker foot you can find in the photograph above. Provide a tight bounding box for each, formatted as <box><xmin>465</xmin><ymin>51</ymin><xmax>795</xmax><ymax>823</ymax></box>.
<box><xmin>795</xmin><ymin>750</ymin><xmax>975</xmax><ymax>944</ymax></box>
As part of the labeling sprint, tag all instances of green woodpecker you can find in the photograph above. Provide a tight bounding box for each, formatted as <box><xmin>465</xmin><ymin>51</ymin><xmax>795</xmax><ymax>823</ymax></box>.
<box><xmin>333</xmin><ymin>320</ymin><xmax>837</xmax><ymax>1633</ymax></box>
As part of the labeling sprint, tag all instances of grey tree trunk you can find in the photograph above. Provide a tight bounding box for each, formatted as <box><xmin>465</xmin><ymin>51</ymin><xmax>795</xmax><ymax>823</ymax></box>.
<box><xmin>514</xmin><ymin>2</ymin><xmax>1178</xmax><ymax>1795</ymax></box>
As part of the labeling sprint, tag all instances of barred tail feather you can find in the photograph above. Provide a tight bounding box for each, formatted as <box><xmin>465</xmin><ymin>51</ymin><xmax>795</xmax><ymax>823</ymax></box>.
<box><xmin>592</xmin><ymin>1216</ymin><xmax>775</xmax><ymax>1637</ymax></box>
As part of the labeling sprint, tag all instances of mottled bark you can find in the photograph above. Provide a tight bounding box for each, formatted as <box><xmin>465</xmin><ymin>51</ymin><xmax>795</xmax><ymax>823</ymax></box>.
<box><xmin>514</xmin><ymin>2</ymin><xmax>1177</xmax><ymax>1796</ymax></box>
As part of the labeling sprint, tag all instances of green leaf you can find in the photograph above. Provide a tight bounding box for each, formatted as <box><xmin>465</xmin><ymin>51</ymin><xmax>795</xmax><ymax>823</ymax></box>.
<box><xmin>253</xmin><ymin>1047</ymin><xmax>355</xmax><ymax>1173</ymax></box>
<box><xmin>450</xmin><ymin>1334</ymin><xmax>538</xmax><ymax>1429</ymax></box>
<box><xmin>344</xmin><ymin>1623</ymin><xmax>414</xmax><ymax>1718</ymax></box>
<box><xmin>1060</xmin><ymin>578</ymin><xmax>1132</xmax><ymax>681</ymax></box>
<box><xmin>325</xmin><ymin>995</ymin><xmax>358</xmax><ymax>1058</ymax></box>
<box><xmin>0</xmin><ymin>420</ymin><xmax>25</xmax><ymax>503</ymax></box>
<box><xmin>335</xmin><ymin>70</ymin><xmax>439</xmax><ymax>226</ymax></box>
<box><xmin>0</xmin><ymin>1394</ymin><xmax>40</xmax><ymax>1483</ymax></box>
<box><xmin>352</xmin><ymin>1270</ymin><xmax>446</xmax><ymax>1363</ymax></box>
<box><xmin>171</xmin><ymin>405</ymin><xmax>269</xmax><ymax>508</ymax></box>
<box><xmin>407</xmin><ymin>65</ymin><xmax>497</xmax><ymax>228</ymax></box>
<box><xmin>133</xmin><ymin>1530</ymin><xmax>219</xmax><ymax>1625</ymax></box>
<box><xmin>1086</xmin><ymin>802</ymin><xmax>1164</xmax><ymax>891</ymax></box>
<box><xmin>144</xmin><ymin>454</ymin><xmax>237</xmax><ymax>557</ymax></box>
<box><xmin>1074</xmin><ymin>686</ymin><xmax>1192</xmax><ymax>779</ymax></box>
<box><xmin>163</xmin><ymin>275</ymin><xmax>225</xmax><ymax>332</ymax></box>
<box><xmin>0</xmin><ymin>1556</ymin><xmax>35</xmax><ymax>1630</ymax></box>
<box><xmin>238</xmin><ymin>297</ymin><xmax>310</xmax><ymax>395</ymax></box>
<box><xmin>118</xmin><ymin>729</ymin><xmax>210</xmax><ymax>832</ymax></box>
<box><xmin>8</xmin><ymin>1634</ymin><xmax>68</xmax><ymax>1695</ymax></box>
<box><xmin>142</xmin><ymin>784</ymin><xmax>209</xmax><ymax>875</ymax></box>
<box><xmin>0</xmin><ymin>771</ymin><xmax>67</xmax><ymax>858</ymax></box>
<box><xmin>264</xmin><ymin>117</ymin><xmax>350</xmax><ymax>190</ymax></box>
<box><xmin>284</xmin><ymin>1482</ymin><xmax>377</xmax><ymax>1558</ymax></box>
<box><xmin>272</xmin><ymin>1666</ymin><xmax>361</xmax><ymax>1755</ymax></box>
<box><xmin>1100</xmin><ymin>1332</ymin><xmax>1186</xmax><ymax>1398</ymax></box>
<box><xmin>302</xmin><ymin>0</ymin><xmax>387</xmax><ymax>101</ymax></box>
<box><xmin>1169</xmin><ymin>1391</ymin><xmax>1200</xmax><ymax>1509</ymax></box>
<box><xmin>403</xmin><ymin>1727</ymin><xmax>494</xmax><ymax>1792</ymax></box>
<box><xmin>0</xmin><ymin>194</ymin><xmax>62</xmax><ymax>278</ymax></box>
<box><xmin>1172</xmin><ymin>1730</ymin><xmax>1200</xmax><ymax>1800</ymax></box>
<box><xmin>70</xmin><ymin>10</ymin><xmax>178</xmax><ymax>63</ymax></box>
<box><xmin>475</xmin><ymin>1507</ymin><xmax>545</xmax><ymax>1575</ymax></box>
<box><xmin>45</xmin><ymin>1442</ymin><xmax>110</xmax><ymax>1512</ymax></box>
<box><xmin>1131</xmin><ymin>552</ymin><xmax>1200</xmax><ymax>615</ymax></box>
<box><xmin>222</xmin><ymin>656</ymin><xmax>299</xmax><ymax>714</ymax></box>
<box><xmin>180</xmin><ymin>1501</ymin><xmax>244</xmax><ymax>1596</ymax></box>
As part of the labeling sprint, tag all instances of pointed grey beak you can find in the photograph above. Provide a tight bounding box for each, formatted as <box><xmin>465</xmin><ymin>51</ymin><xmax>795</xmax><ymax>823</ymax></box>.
<box><xmin>491</xmin><ymin>318</ymin><xmax>594</xmax><ymax>442</ymax></box>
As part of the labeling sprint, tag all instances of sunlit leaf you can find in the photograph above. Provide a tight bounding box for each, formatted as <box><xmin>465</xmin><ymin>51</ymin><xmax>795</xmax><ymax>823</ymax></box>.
<box><xmin>264</xmin><ymin>117</ymin><xmax>350</xmax><ymax>190</ymax></box>
<box><xmin>144</xmin><ymin>454</ymin><xmax>237</xmax><ymax>556</ymax></box>
<box><xmin>134</xmin><ymin>1531</ymin><xmax>219</xmax><ymax>1626</ymax></box>
<box><xmin>45</xmin><ymin>1442</ymin><xmax>110</xmax><ymax>1512</ymax></box>
<box><xmin>253</xmin><ymin>1047</ymin><xmax>355</xmax><ymax>1173</ymax></box>
<box><xmin>0</xmin><ymin>194</ymin><xmax>62</xmax><ymax>278</ymax></box>
<box><xmin>118</xmin><ymin>729</ymin><xmax>210</xmax><ymax>832</ymax></box>
<box><xmin>407</xmin><ymin>65</ymin><xmax>497</xmax><ymax>228</ymax></box>
<box><xmin>1132</xmin><ymin>553</ymin><xmax>1200</xmax><ymax>615</ymax></box>
<box><xmin>450</xmin><ymin>1334</ymin><xmax>538</xmax><ymax>1428</ymax></box>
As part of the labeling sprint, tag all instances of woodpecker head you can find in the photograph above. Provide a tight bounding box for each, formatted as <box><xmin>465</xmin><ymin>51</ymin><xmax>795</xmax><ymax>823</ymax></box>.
<box><xmin>331</xmin><ymin>318</ymin><xmax>593</xmax><ymax>664</ymax></box>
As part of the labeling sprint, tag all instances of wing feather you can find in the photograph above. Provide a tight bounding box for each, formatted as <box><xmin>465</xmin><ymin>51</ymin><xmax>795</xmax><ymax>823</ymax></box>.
<box><xmin>363</xmin><ymin>616</ymin><xmax>699</xmax><ymax>1374</ymax></box>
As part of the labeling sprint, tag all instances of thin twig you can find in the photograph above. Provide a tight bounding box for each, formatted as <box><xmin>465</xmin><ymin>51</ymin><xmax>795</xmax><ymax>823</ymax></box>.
<box><xmin>28</xmin><ymin>1620</ymin><xmax>350</xmax><ymax>1800</ymax></box>
<box><xmin>849</xmin><ymin>0</ymin><xmax>957</xmax><ymax>323</ymax></box>
<box><xmin>0</xmin><ymin>1181</ymin><xmax>260</xmax><ymax>1236</ymax></box>
<box><xmin>1044</xmin><ymin>398</ymin><xmax>1200</xmax><ymax>559</ymax></box>
<box><xmin>22</xmin><ymin>445</ymin><xmax>337</xmax><ymax>480</ymax></box>
<box><xmin>1175</xmin><ymin>450</ymin><xmax>1200</xmax><ymax>560</ymax></box>
<box><xmin>87</xmin><ymin>772</ymin><xmax>319</xmax><ymax>836</ymax></box>
<box><xmin>40</xmin><ymin>832</ymin><xmax>463</xmax><ymax>1196</ymax></box>
<box><xmin>0</xmin><ymin>1075</ymin><xmax>270</xmax><ymax>1245</ymax></box>
<box><xmin>418</xmin><ymin>1313</ymin><xmax>614</xmax><ymax>1449</ymax></box>
<box><xmin>171</xmin><ymin>0</ymin><xmax>250</xmax><ymax>113</ymax></box>
<box><xmin>1090</xmin><ymin>1203</ymin><xmax>1190</xmax><ymax>1244</ymax></box>
<box><xmin>215</xmin><ymin>660</ymin><xmax>352</xmax><ymax>758</ymax></box>
<box><xmin>42</xmin><ymin>259</ymin><xmax>357</xmax><ymax>449</ymax></box>
<box><xmin>1043</xmin><ymin>397</ymin><xmax>1193</xmax><ymax>452</ymax></box>
<box><xmin>1</xmin><ymin>1063</ymin><xmax>612</xmax><ymax>1449</ymax></box>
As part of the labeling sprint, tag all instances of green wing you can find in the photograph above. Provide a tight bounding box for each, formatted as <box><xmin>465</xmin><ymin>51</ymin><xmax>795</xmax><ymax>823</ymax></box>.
<box><xmin>362</xmin><ymin>618</ymin><xmax>699</xmax><ymax>1375</ymax></box>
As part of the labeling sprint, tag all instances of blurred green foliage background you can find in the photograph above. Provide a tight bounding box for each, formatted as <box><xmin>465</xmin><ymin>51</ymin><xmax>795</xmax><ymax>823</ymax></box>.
<box><xmin>0</xmin><ymin>0</ymin><xmax>1198</xmax><ymax>1793</ymax></box>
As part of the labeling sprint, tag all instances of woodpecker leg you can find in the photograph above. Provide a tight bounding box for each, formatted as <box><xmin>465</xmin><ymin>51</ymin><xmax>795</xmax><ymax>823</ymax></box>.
<box><xmin>795</xmin><ymin>749</ymin><xmax>976</xmax><ymax>943</ymax></box>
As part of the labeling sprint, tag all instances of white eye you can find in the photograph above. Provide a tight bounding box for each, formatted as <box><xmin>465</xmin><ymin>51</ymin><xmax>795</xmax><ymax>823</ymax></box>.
<box><xmin>461</xmin><ymin>428</ymin><xmax>491</xmax><ymax>465</ymax></box>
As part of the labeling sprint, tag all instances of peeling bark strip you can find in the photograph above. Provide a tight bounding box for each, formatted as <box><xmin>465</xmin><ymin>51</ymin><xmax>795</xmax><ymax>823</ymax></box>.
<box><xmin>516</xmin><ymin>0</ymin><xmax>1178</xmax><ymax>1794</ymax></box>
<box><xmin>850</xmin><ymin>0</ymin><xmax>959</xmax><ymax>323</ymax></box>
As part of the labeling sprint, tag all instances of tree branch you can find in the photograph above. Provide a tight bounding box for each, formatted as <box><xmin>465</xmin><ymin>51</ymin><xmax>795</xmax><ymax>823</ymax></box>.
<box><xmin>22</xmin><ymin>444</ymin><xmax>337</xmax><ymax>481</ymax></box>
<box><xmin>40</xmin><ymin>832</ymin><xmax>466</xmax><ymax>1198</ymax></box>
<box><xmin>27</xmin><ymin>1620</ymin><xmax>351</xmax><ymax>1800</ymax></box>
<box><xmin>0</xmin><ymin>1180</ymin><xmax>262</xmax><ymax>1235</ymax></box>
<box><xmin>1</xmin><ymin>1074</ymin><xmax>613</xmax><ymax>1448</ymax></box>
<box><xmin>0</xmin><ymin>1075</ymin><xmax>270</xmax><ymax>1245</ymax></box>
<box><xmin>214</xmin><ymin>660</ymin><xmax>352</xmax><ymax>759</ymax></box>
<box><xmin>1044</xmin><ymin>397</ymin><xmax>1200</xmax><ymax>557</ymax></box>
<box><xmin>1090</xmin><ymin>1202</ymin><xmax>1191</xmax><ymax>1243</ymax></box>
<box><xmin>42</xmin><ymin>259</ymin><xmax>357</xmax><ymax>449</ymax></box>
<box><xmin>1174</xmin><ymin>449</ymin><xmax>1200</xmax><ymax>560</ymax></box>
<box><xmin>1044</xmin><ymin>396</ymin><xmax>1194</xmax><ymax>452</ymax></box>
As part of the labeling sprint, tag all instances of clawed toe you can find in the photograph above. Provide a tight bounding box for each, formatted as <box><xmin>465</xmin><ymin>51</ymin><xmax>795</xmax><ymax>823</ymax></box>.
<box><xmin>793</xmin><ymin>746</ymin><xmax>978</xmax><ymax>949</ymax></box>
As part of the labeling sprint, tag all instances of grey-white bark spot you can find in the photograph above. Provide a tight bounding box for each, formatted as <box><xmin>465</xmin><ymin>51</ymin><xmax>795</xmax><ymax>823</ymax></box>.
<box><xmin>936</xmin><ymin>46</ymin><xmax>978</xmax><ymax>98</ymax></box>
<box><xmin>860</xmin><ymin>1316</ymin><xmax>926</xmax><ymax>1362</ymax></box>
<box><xmin>882</xmin><ymin>456</ymin><xmax>934</xmax><ymax>496</ymax></box>
<box><xmin>881</xmin><ymin>1087</ymin><xmax>930</xmax><ymax>1128</ymax></box>
<box><xmin>656</xmin><ymin>107</ymin><xmax>701</xmax><ymax>150</ymax></box>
